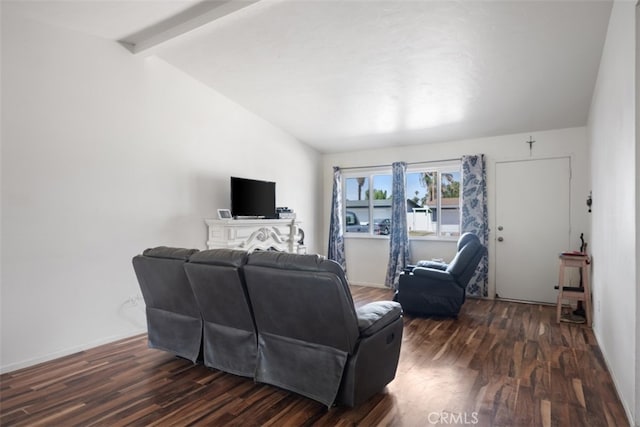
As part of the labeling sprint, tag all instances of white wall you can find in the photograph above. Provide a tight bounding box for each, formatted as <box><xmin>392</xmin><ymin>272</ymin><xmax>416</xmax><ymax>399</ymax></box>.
<box><xmin>636</xmin><ymin>4</ymin><xmax>640</xmax><ymax>424</ymax></box>
<box><xmin>323</xmin><ymin>127</ymin><xmax>590</xmax><ymax>293</ymax></box>
<box><xmin>0</xmin><ymin>8</ymin><xmax>321</xmax><ymax>372</ymax></box>
<box><xmin>587</xmin><ymin>1</ymin><xmax>637</xmax><ymax>424</ymax></box>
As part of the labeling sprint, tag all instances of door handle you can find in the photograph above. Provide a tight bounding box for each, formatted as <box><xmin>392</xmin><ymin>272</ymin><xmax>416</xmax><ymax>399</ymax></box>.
<box><xmin>498</xmin><ymin>237</ymin><xmax>504</xmax><ymax>242</ymax></box>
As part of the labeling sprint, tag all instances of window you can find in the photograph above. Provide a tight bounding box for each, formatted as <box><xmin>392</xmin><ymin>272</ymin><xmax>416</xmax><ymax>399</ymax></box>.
<box><xmin>344</xmin><ymin>173</ymin><xmax>392</xmax><ymax>235</ymax></box>
<box><xmin>343</xmin><ymin>162</ymin><xmax>461</xmax><ymax>238</ymax></box>
<box><xmin>406</xmin><ymin>165</ymin><xmax>461</xmax><ymax>237</ymax></box>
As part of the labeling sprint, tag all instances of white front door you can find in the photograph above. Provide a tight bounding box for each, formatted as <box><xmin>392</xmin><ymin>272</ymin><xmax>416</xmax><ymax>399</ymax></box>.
<box><xmin>495</xmin><ymin>157</ymin><xmax>571</xmax><ymax>303</ymax></box>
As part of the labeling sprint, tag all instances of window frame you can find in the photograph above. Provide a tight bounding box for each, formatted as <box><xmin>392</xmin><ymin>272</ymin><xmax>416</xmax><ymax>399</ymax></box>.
<box><xmin>342</xmin><ymin>161</ymin><xmax>462</xmax><ymax>240</ymax></box>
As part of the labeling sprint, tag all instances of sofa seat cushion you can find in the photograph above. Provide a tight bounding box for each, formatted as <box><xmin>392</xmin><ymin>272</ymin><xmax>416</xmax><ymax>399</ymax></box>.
<box><xmin>356</xmin><ymin>301</ymin><xmax>402</xmax><ymax>337</ymax></box>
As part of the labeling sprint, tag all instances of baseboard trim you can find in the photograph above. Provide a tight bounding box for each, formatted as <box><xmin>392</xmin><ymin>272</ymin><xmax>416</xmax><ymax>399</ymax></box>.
<box><xmin>348</xmin><ymin>281</ymin><xmax>387</xmax><ymax>289</ymax></box>
<box><xmin>592</xmin><ymin>327</ymin><xmax>636</xmax><ymax>426</ymax></box>
<box><xmin>0</xmin><ymin>328</ymin><xmax>146</xmax><ymax>374</ymax></box>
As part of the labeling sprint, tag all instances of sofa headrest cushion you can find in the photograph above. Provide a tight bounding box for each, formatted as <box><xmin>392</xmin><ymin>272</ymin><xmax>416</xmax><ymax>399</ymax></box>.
<box><xmin>142</xmin><ymin>246</ymin><xmax>199</xmax><ymax>260</ymax></box>
<box><xmin>247</xmin><ymin>251</ymin><xmax>344</xmax><ymax>277</ymax></box>
<box><xmin>188</xmin><ymin>249</ymin><xmax>248</xmax><ymax>267</ymax></box>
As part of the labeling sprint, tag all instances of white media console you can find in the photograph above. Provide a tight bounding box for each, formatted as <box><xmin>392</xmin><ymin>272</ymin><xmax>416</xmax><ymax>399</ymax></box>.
<box><xmin>205</xmin><ymin>218</ymin><xmax>305</xmax><ymax>254</ymax></box>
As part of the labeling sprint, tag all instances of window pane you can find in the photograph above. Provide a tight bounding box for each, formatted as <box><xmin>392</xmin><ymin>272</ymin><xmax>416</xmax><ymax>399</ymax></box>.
<box><xmin>406</xmin><ymin>172</ymin><xmax>436</xmax><ymax>236</ymax></box>
<box><xmin>345</xmin><ymin>177</ymin><xmax>369</xmax><ymax>233</ymax></box>
<box><xmin>440</xmin><ymin>170</ymin><xmax>461</xmax><ymax>237</ymax></box>
<box><xmin>372</xmin><ymin>175</ymin><xmax>392</xmax><ymax>235</ymax></box>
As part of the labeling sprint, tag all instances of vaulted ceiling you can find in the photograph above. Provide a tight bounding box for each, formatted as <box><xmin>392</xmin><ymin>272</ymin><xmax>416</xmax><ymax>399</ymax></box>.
<box><xmin>5</xmin><ymin>0</ymin><xmax>613</xmax><ymax>153</ymax></box>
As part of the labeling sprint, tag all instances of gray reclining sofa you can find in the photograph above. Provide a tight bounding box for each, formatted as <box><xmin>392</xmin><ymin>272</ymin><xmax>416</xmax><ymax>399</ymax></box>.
<box><xmin>132</xmin><ymin>247</ymin><xmax>403</xmax><ymax>407</ymax></box>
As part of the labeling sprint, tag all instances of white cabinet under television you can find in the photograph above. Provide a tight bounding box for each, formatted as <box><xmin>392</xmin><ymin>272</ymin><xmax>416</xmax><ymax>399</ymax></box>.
<box><xmin>205</xmin><ymin>218</ymin><xmax>305</xmax><ymax>254</ymax></box>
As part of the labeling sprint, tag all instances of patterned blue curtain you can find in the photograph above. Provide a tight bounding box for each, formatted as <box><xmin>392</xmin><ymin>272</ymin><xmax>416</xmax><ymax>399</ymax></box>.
<box><xmin>461</xmin><ymin>154</ymin><xmax>488</xmax><ymax>297</ymax></box>
<box><xmin>328</xmin><ymin>166</ymin><xmax>346</xmax><ymax>272</ymax></box>
<box><xmin>385</xmin><ymin>162</ymin><xmax>410</xmax><ymax>289</ymax></box>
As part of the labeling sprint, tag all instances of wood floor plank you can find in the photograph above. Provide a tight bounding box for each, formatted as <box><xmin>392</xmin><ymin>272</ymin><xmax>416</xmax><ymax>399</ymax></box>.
<box><xmin>0</xmin><ymin>286</ymin><xmax>630</xmax><ymax>426</ymax></box>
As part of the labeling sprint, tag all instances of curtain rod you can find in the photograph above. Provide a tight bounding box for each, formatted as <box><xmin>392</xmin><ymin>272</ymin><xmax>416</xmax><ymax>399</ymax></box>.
<box><xmin>339</xmin><ymin>157</ymin><xmax>462</xmax><ymax>171</ymax></box>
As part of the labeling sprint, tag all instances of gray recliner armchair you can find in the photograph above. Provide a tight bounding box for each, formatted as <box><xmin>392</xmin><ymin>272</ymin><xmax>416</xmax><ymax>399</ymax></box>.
<box><xmin>243</xmin><ymin>251</ymin><xmax>403</xmax><ymax>407</ymax></box>
<box><xmin>183</xmin><ymin>249</ymin><xmax>257</xmax><ymax>377</ymax></box>
<box><xmin>396</xmin><ymin>232</ymin><xmax>486</xmax><ymax>317</ymax></box>
<box><xmin>132</xmin><ymin>246</ymin><xmax>202</xmax><ymax>363</ymax></box>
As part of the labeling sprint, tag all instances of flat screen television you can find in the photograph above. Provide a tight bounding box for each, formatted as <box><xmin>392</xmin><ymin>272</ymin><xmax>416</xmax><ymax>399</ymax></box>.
<box><xmin>230</xmin><ymin>176</ymin><xmax>276</xmax><ymax>219</ymax></box>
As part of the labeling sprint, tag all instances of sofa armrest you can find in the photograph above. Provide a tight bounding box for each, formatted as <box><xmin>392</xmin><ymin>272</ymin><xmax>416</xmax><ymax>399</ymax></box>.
<box><xmin>356</xmin><ymin>301</ymin><xmax>402</xmax><ymax>337</ymax></box>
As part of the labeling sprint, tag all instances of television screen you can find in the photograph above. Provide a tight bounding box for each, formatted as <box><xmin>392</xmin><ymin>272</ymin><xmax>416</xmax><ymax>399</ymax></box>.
<box><xmin>230</xmin><ymin>177</ymin><xmax>276</xmax><ymax>219</ymax></box>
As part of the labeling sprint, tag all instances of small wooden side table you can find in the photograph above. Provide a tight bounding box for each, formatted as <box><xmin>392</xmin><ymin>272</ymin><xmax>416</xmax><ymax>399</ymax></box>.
<box><xmin>556</xmin><ymin>253</ymin><xmax>591</xmax><ymax>326</ymax></box>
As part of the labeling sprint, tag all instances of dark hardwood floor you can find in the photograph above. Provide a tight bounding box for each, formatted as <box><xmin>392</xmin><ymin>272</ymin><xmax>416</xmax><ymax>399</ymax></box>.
<box><xmin>1</xmin><ymin>286</ymin><xmax>629</xmax><ymax>426</ymax></box>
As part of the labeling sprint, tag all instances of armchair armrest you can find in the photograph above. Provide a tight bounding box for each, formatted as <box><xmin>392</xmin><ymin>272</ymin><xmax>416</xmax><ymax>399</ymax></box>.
<box><xmin>415</xmin><ymin>260</ymin><xmax>448</xmax><ymax>270</ymax></box>
<box><xmin>400</xmin><ymin>268</ymin><xmax>461</xmax><ymax>292</ymax></box>
<box><xmin>356</xmin><ymin>301</ymin><xmax>402</xmax><ymax>337</ymax></box>
<box><xmin>412</xmin><ymin>267</ymin><xmax>454</xmax><ymax>280</ymax></box>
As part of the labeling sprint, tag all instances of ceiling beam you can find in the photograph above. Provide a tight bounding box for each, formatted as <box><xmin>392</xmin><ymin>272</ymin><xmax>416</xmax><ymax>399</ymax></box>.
<box><xmin>119</xmin><ymin>0</ymin><xmax>260</xmax><ymax>55</ymax></box>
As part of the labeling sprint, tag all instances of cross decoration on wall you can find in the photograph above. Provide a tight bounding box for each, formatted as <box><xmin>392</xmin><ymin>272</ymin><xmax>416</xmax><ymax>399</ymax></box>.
<box><xmin>526</xmin><ymin>136</ymin><xmax>535</xmax><ymax>156</ymax></box>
